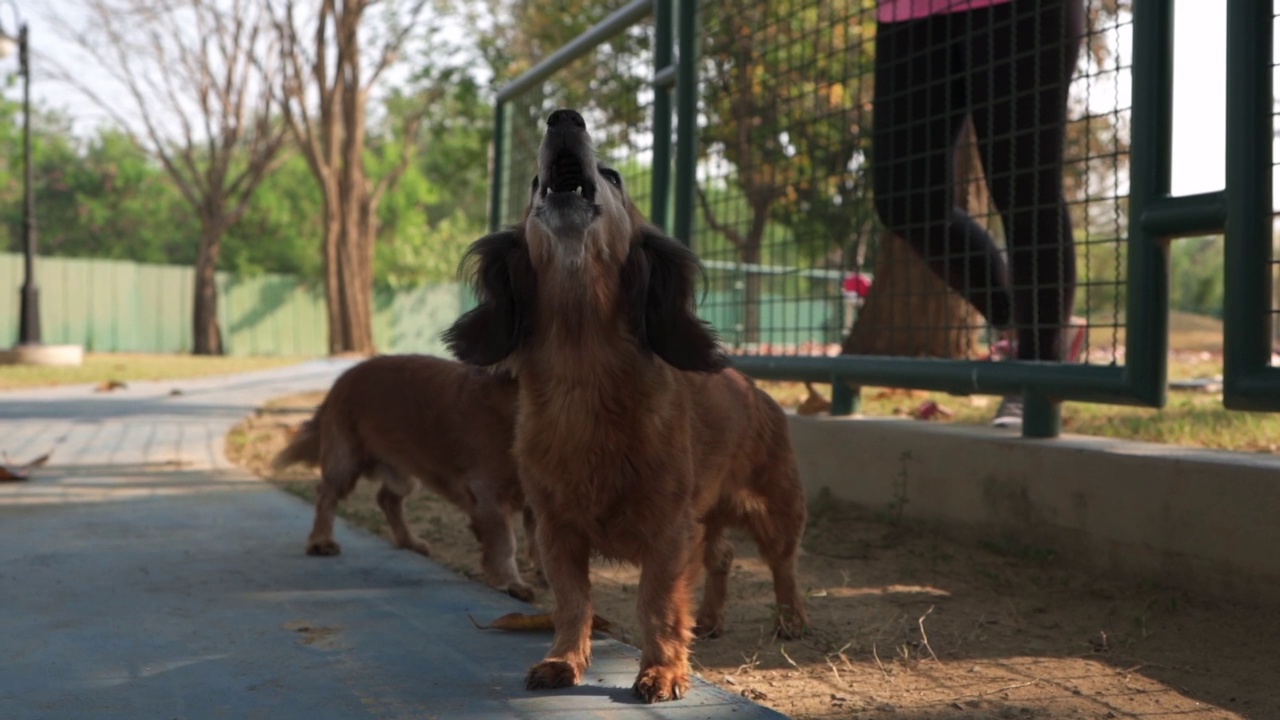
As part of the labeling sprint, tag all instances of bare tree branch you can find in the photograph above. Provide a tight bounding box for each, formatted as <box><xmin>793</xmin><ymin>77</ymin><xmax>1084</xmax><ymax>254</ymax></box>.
<box><xmin>365</xmin><ymin>0</ymin><xmax>428</xmax><ymax>87</ymax></box>
<box><xmin>46</xmin><ymin>0</ymin><xmax>286</xmax><ymax>355</ymax></box>
<box><xmin>696</xmin><ymin>185</ymin><xmax>746</xmax><ymax>250</ymax></box>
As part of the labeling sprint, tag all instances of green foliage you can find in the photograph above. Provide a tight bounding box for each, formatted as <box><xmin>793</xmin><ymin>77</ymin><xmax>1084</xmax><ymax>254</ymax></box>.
<box><xmin>378</xmin><ymin>209</ymin><xmax>483</xmax><ymax>290</ymax></box>
<box><xmin>0</xmin><ymin>78</ymin><xmax>492</xmax><ymax>289</ymax></box>
<box><xmin>0</xmin><ymin>101</ymin><xmax>197</xmax><ymax>263</ymax></box>
<box><xmin>221</xmin><ymin>152</ymin><xmax>324</xmax><ymax>281</ymax></box>
<box><xmin>371</xmin><ymin>73</ymin><xmax>493</xmax><ymax>288</ymax></box>
<box><xmin>697</xmin><ymin>0</ymin><xmax>878</xmax><ymax>264</ymax></box>
<box><xmin>1168</xmin><ymin>236</ymin><xmax>1224</xmax><ymax>318</ymax></box>
<box><xmin>475</xmin><ymin>0</ymin><xmax>635</xmax><ymax>87</ymax></box>
<box><xmin>1070</xmin><ymin>229</ymin><xmax>1224</xmax><ymax>330</ymax></box>
<box><xmin>1074</xmin><ymin>233</ymin><xmax>1127</xmax><ymax>320</ymax></box>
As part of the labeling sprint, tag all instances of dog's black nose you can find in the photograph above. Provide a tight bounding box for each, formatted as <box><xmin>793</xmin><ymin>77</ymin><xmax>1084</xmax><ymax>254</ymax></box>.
<box><xmin>547</xmin><ymin>109</ymin><xmax>586</xmax><ymax>130</ymax></box>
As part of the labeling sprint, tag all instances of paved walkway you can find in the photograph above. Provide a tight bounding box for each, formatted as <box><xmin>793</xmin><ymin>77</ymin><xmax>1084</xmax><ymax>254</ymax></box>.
<box><xmin>0</xmin><ymin>360</ymin><xmax>786</xmax><ymax>719</ymax></box>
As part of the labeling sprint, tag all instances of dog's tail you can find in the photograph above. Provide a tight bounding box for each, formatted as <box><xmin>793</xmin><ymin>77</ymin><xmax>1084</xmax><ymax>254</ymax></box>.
<box><xmin>271</xmin><ymin>415</ymin><xmax>322</xmax><ymax>472</ymax></box>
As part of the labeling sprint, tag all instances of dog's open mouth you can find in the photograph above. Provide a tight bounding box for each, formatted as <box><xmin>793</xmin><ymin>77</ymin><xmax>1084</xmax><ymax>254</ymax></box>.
<box><xmin>542</xmin><ymin>150</ymin><xmax>597</xmax><ymax>204</ymax></box>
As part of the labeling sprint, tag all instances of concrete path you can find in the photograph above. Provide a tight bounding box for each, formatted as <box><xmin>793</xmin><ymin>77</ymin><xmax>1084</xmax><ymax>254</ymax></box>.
<box><xmin>0</xmin><ymin>360</ymin><xmax>786</xmax><ymax>719</ymax></box>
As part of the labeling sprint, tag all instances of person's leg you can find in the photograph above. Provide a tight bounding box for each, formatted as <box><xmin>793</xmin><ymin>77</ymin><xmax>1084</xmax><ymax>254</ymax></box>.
<box><xmin>969</xmin><ymin>0</ymin><xmax>1085</xmax><ymax>363</ymax></box>
<box><xmin>871</xmin><ymin>14</ymin><xmax>1012</xmax><ymax>326</ymax></box>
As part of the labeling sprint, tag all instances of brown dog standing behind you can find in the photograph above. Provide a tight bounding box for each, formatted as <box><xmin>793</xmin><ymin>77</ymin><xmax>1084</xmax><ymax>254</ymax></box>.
<box><xmin>272</xmin><ymin>354</ymin><xmax>537</xmax><ymax>601</ymax></box>
<box><xmin>445</xmin><ymin>109</ymin><xmax>808</xmax><ymax>703</ymax></box>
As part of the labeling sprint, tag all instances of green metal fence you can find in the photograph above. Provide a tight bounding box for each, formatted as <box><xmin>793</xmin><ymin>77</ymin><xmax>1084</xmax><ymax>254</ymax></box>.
<box><xmin>0</xmin><ymin>253</ymin><xmax>467</xmax><ymax>357</ymax></box>
<box><xmin>1221</xmin><ymin>0</ymin><xmax>1277</xmax><ymax>411</ymax></box>
<box><xmin>489</xmin><ymin>0</ymin><xmax>1278</xmax><ymax>437</ymax></box>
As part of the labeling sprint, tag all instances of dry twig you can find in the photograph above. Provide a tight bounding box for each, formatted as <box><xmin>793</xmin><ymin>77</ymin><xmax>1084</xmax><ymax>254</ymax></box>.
<box><xmin>917</xmin><ymin>605</ymin><xmax>940</xmax><ymax>663</ymax></box>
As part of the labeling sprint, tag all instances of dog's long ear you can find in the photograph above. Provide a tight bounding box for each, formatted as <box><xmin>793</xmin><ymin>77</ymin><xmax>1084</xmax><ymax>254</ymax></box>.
<box><xmin>620</xmin><ymin>226</ymin><xmax>728</xmax><ymax>373</ymax></box>
<box><xmin>443</xmin><ymin>230</ymin><xmax>536</xmax><ymax>366</ymax></box>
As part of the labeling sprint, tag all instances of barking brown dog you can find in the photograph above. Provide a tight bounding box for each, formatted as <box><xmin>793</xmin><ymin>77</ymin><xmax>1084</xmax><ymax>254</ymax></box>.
<box><xmin>271</xmin><ymin>354</ymin><xmax>537</xmax><ymax>601</ymax></box>
<box><xmin>444</xmin><ymin>109</ymin><xmax>808</xmax><ymax>702</ymax></box>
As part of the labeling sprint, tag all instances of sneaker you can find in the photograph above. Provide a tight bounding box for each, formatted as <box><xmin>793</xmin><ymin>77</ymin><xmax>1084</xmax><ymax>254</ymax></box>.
<box><xmin>990</xmin><ymin>396</ymin><xmax>1024</xmax><ymax>428</ymax></box>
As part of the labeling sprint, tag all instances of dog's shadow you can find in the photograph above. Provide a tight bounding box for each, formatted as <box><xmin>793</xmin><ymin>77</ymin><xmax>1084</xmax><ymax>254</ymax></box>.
<box><xmin>535</xmin><ymin>683</ymin><xmax>641</xmax><ymax>704</ymax></box>
<box><xmin>523</xmin><ymin>676</ymin><xmax>672</xmax><ymax>706</ymax></box>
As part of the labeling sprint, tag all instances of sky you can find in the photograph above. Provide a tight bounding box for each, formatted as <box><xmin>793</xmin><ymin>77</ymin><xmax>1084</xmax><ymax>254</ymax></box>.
<box><xmin>0</xmin><ymin>0</ymin><xmax>1248</xmax><ymax>203</ymax></box>
<box><xmin>1169</xmin><ymin>0</ymin><xmax>1228</xmax><ymax>197</ymax></box>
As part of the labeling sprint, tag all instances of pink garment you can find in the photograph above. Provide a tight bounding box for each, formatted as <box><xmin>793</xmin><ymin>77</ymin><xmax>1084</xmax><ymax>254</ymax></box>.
<box><xmin>877</xmin><ymin>0</ymin><xmax>1014</xmax><ymax>23</ymax></box>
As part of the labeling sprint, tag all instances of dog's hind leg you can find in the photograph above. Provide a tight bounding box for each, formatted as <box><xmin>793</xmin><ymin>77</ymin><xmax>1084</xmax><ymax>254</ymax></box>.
<box><xmin>743</xmin><ymin>467</ymin><xmax>809</xmax><ymax>639</ymax></box>
<box><xmin>525</xmin><ymin>521</ymin><xmax>593</xmax><ymax>691</ymax></box>
<box><xmin>306</xmin><ymin>447</ymin><xmax>361</xmax><ymax>557</ymax></box>
<box><xmin>374</xmin><ymin>465</ymin><xmax>433</xmax><ymax>557</ymax></box>
<box><xmin>693</xmin><ymin>517</ymin><xmax>733</xmax><ymax>639</ymax></box>
<box><xmin>468</xmin><ymin>478</ymin><xmax>534</xmax><ymax>601</ymax></box>
<box><xmin>632</xmin><ymin>526</ymin><xmax>697</xmax><ymax>703</ymax></box>
<box><xmin>521</xmin><ymin>504</ymin><xmax>547</xmax><ymax>587</ymax></box>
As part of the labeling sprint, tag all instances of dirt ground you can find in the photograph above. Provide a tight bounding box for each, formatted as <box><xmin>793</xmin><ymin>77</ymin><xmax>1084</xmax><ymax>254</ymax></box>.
<box><xmin>227</xmin><ymin>391</ymin><xmax>1280</xmax><ymax>720</ymax></box>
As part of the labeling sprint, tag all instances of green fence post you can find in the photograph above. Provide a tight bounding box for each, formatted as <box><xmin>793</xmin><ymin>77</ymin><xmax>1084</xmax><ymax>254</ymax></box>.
<box><xmin>672</xmin><ymin>0</ymin><xmax>699</xmax><ymax>247</ymax></box>
<box><xmin>1122</xmin><ymin>0</ymin><xmax>1175</xmax><ymax>410</ymax></box>
<box><xmin>1022</xmin><ymin>390</ymin><xmax>1061</xmax><ymax>439</ymax></box>
<box><xmin>489</xmin><ymin>101</ymin><xmax>506</xmax><ymax>233</ymax></box>
<box><xmin>650</xmin><ymin>0</ymin><xmax>675</xmax><ymax>229</ymax></box>
<box><xmin>1222</xmin><ymin>0</ymin><xmax>1275</xmax><ymax>408</ymax></box>
<box><xmin>830</xmin><ymin>379</ymin><xmax>859</xmax><ymax>416</ymax></box>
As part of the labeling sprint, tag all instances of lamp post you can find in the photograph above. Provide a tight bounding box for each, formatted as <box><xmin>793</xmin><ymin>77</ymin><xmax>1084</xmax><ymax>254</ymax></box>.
<box><xmin>0</xmin><ymin>7</ymin><xmax>37</xmax><ymax>345</ymax></box>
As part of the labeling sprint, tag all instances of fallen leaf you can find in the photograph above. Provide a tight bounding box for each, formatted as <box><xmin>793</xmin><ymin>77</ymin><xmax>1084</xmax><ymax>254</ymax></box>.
<box><xmin>468</xmin><ymin>611</ymin><xmax>615</xmax><ymax>634</ymax></box>
<box><xmin>24</xmin><ymin>452</ymin><xmax>50</xmax><ymax>468</ymax></box>
<box><xmin>911</xmin><ymin>400</ymin><xmax>954</xmax><ymax>421</ymax></box>
<box><xmin>95</xmin><ymin>379</ymin><xmax>127</xmax><ymax>393</ymax></box>
<box><xmin>797</xmin><ymin>382</ymin><xmax>832</xmax><ymax>416</ymax></box>
<box><xmin>0</xmin><ymin>450</ymin><xmax>52</xmax><ymax>482</ymax></box>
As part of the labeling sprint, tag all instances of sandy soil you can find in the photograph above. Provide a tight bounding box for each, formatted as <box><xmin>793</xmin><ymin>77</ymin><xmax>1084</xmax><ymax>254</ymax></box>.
<box><xmin>226</xmin><ymin>391</ymin><xmax>1279</xmax><ymax>720</ymax></box>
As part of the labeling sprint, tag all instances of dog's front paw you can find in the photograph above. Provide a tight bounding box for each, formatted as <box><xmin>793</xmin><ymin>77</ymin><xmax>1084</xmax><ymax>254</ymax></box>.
<box><xmin>400</xmin><ymin>539</ymin><xmax>433</xmax><ymax>557</ymax></box>
<box><xmin>305</xmin><ymin>539</ymin><xmax>342</xmax><ymax>556</ymax></box>
<box><xmin>526</xmin><ymin>659</ymin><xmax>581</xmax><ymax>690</ymax></box>
<box><xmin>693</xmin><ymin>614</ymin><xmax>724</xmax><ymax>640</ymax></box>
<box><xmin>506</xmin><ymin>581</ymin><xmax>536</xmax><ymax>602</ymax></box>
<box><xmin>632</xmin><ymin>666</ymin><xmax>689</xmax><ymax>703</ymax></box>
<box><xmin>773</xmin><ymin>608</ymin><xmax>809</xmax><ymax>640</ymax></box>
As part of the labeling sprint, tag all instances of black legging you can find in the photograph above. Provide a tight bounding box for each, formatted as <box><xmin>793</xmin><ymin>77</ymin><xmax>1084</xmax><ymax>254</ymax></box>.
<box><xmin>871</xmin><ymin>0</ymin><xmax>1085</xmax><ymax>361</ymax></box>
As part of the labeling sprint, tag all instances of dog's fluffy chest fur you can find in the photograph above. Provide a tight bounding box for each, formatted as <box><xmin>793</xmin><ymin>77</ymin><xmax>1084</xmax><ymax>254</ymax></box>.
<box><xmin>514</xmin><ymin>368</ymin><xmax>696</xmax><ymax>561</ymax></box>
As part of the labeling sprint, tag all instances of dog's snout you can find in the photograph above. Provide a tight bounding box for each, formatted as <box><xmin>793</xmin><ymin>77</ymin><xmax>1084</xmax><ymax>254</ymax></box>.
<box><xmin>536</xmin><ymin>107</ymin><xmax>598</xmax><ymax>212</ymax></box>
<box><xmin>547</xmin><ymin>109</ymin><xmax>586</xmax><ymax>131</ymax></box>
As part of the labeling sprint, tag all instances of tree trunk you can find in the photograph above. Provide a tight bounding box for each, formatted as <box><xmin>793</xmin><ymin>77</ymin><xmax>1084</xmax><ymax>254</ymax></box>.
<box><xmin>844</xmin><ymin>118</ymin><xmax>986</xmax><ymax>358</ymax></box>
<box><xmin>738</xmin><ymin>196</ymin><xmax>773</xmax><ymax>346</ymax></box>
<box><xmin>742</xmin><ymin>241</ymin><xmax>762</xmax><ymax>347</ymax></box>
<box><xmin>330</xmin><ymin>10</ymin><xmax>376</xmax><ymax>356</ymax></box>
<box><xmin>333</xmin><ymin>221</ymin><xmax>375</xmax><ymax>354</ymax></box>
<box><xmin>321</xmin><ymin>190</ymin><xmax>348</xmax><ymax>354</ymax></box>
<box><xmin>842</xmin><ymin>230</ymin><xmax>980</xmax><ymax>357</ymax></box>
<box><xmin>192</xmin><ymin>223</ymin><xmax>224</xmax><ymax>356</ymax></box>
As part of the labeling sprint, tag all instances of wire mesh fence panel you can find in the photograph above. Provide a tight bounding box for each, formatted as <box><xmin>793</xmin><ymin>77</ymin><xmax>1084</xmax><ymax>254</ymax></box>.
<box><xmin>494</xmin><ymin>18</ymin><xmax>659</xmax><ymax>229</ymax></box>
<box><xmin>692</xmin><ymin>0</ymin><xmax>1131</xmax><ymax>367</ymax></box>
<box><xmin>1270</xmin><ymin>0</ymin><xmax>1280</xmax><ymax>362</ymax></box>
